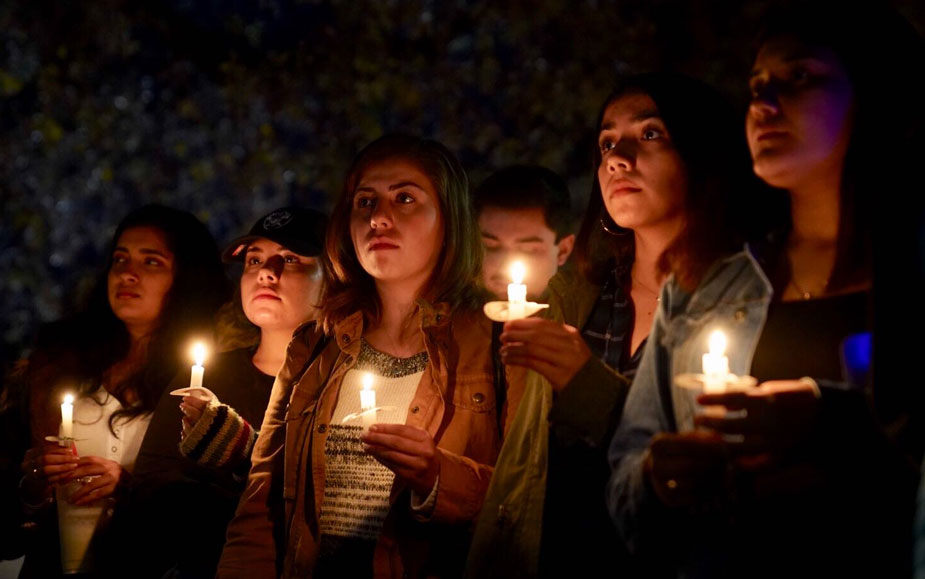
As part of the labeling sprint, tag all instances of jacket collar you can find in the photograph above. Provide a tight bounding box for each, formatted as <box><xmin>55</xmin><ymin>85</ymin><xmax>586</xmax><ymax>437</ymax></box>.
<box><xmin>681</xmin><ymin>246</ymin><xmax>773</xmax><ymax>317</ymax></box>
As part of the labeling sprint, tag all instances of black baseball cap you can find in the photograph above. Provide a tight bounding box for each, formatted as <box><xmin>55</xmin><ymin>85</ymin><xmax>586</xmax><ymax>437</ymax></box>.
<box><xmin>222</xmin><ymin>207</ymin><xmax>328</xmax><ymax>262</ymax></box>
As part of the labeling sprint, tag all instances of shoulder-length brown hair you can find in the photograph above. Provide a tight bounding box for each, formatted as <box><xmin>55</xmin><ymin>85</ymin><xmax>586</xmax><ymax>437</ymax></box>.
<box><xmin>574</xmin><ymin>73</ymin><xmax>776</xmax><ymax>290</ymax></box>
<box><xmin>320</xmin><ymin>134</ymin><xmax>483</xmax><ymax>332</ymax></box>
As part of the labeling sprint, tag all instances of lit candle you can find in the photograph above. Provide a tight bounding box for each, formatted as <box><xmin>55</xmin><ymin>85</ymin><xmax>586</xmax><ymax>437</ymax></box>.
<box><xmin>507</xmin><ymin>261</ymin><xmax>527</xmax><ymax>319</ymax></box>
<box><xmin>190</xmin><ymin>342</ymin><xmax>207</xmax><ymax>390</ymax></box>
<box><xmin>60</xmin><ymin>393</ymin><xmax>74</xmax><ymax>440</ymax></box>
<box><xmin>360</xmin><ymin>372</ymin><xmax>376</xmax><ymax>429</ymax></box>
<box><xmin>702</xmin><ymin>330</ymin><xmax>730</xmax><ymax>393</ymax></box>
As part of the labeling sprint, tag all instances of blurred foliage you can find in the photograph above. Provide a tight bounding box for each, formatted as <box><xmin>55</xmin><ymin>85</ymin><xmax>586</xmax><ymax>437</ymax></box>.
<box><xmin>1</xmin><ymin>0</ymin><xmax>922</xmax><ymax>362</ymax></box>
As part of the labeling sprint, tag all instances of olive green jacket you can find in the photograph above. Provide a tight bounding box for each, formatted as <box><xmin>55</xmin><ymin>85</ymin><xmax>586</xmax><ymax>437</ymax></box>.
<box><xmin>465</xmin><ymin>269</ymin><xmax>632</xmax><ymax>578</ymax></box>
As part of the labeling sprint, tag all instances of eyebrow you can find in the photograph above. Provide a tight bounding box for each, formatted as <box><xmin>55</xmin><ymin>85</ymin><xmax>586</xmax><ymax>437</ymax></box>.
<box><xmin>354</xmin><ymin>181</ymin><xmax>428</xmax><ymax>195</ymax></box>
<box><xmin>480</xmin><ymin>232</ymin><xmax>546</xmax><ymax>244</ymax></box>
<box><xmin>115</xmin><ymin>246</ymin><xmax>171</xmax><ymax>258</ymax></box>
<box><xmin>750</xmin><ymin>53</ymin><xmax>821</xmax><ymax>78</ymax></box>
<box><xmin>600</xmin><ymin>109</ymin><xmax>661</xmax><ymax>130</ymax></box>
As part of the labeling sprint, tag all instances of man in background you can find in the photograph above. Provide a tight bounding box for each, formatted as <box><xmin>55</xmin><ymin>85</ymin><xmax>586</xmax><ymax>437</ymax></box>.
<box><xmin>474</xmin><ymin>165</ymin><xmax>575</xmax><ymax>300</ymax></box>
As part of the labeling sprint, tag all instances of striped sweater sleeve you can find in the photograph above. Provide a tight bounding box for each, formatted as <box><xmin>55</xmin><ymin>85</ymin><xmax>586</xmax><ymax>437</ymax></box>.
<box><xmin>179</xmin><ymin>401</ymin><xmax>257</xmax><ymax>472</ymax></box>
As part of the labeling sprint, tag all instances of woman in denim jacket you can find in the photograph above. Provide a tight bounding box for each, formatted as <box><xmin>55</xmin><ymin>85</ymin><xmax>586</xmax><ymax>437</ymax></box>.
<box><xmin>467</xmin><ymin>74</ymin><xmax>764</xmax><ymax>578</ymax></box>
<box><xmin>608</xmin><ymin>5</ymin><xmax>925</xmax><ymax>578</ymax></box>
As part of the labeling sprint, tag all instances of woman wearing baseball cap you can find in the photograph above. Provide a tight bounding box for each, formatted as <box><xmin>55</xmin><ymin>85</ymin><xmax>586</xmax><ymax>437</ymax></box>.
<box><xmin>124</xmin><ymin>207</ymin><xmax>328</xmax><ymax>578</ymax></box>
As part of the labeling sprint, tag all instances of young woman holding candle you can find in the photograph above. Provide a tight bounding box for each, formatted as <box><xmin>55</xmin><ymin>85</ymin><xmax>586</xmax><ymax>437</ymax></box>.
<box><xmin>607</xmin><ymin>5</ymin><xmax>924</xmax><ymax>577</ymax></box>
<box><xmin>16</xmin><ymin>204</ymin><xmax>228</xmax><ymax>577</ymax></box>
<box><xmin>120</xmin><ymin>207</ymin><xmax>327</xmax><ymax>578</ymax></box>
<box><xmin>217</xmin><ymin>134</ymin><xmax>522</xmax><ymax>578</ymax></box>
<box><xmin>467</xmin><ymin>73</ymin><xmax>763</xmax><ymax>578</ymax></box>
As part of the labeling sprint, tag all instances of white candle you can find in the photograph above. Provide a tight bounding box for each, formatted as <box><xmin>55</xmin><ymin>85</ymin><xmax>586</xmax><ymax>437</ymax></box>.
<box><xmin>701</xmin><ymin>330</ymin><xmax>730</xmax><ymax>393</ymax></box>
<box><xmin>60</xmin><ymin>393</ymin><xmax>74</xmax><ymax>440</ymax></box>
<box><xmin>507</xmin><ymin>261</ymin><xmax>527</xmax><ymax>319</ymax></box>
<box><xmin>360</xmin><ymin>372</ymin><xmax>376</xmax><ymax>429</ymax></box>
<box><xmin>190</xmin><ymin>342</ymin><xmax>207</xmax><ymax>390</ymax></box>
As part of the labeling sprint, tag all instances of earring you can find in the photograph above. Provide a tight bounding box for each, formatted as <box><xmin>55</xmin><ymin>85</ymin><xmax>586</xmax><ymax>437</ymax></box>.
<box><xmin>600</xmin><ymin>217</ymin><xmax>630</xmax><ymax>237</ymax></box>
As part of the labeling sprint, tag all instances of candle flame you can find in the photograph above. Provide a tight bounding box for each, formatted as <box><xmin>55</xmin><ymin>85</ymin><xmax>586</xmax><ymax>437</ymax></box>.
<box><xmin>63</xmin><ymin>393</ymin><xmax>74</xmax><ymax>405</ymax></box>
<box><xmin>510</xmin><ymin>261</ymin><xmax>526</xmax><ymax>285</ymax></box>
<box><xmin>361</xmin><ymin>372</ymin><xmax>374</xmax><ymax>391</ymax></box>
<box><xmin>708</xmin><ymin>330</ymin><xmax>727</xmax><ymax>356</ymax></box>
<box><xmin>192</xmin><ymin>342</ymin><xmax>208</xmax><ymax>366</ymax></box>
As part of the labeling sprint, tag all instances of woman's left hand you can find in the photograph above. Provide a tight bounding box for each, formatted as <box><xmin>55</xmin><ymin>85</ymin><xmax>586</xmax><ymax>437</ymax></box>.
<box><xmin>695</xmin><ymin>379</ymin><xmax>821</xmax><ymax>470</ymax></box>
<box><xmin>499</xmin><ymin>317</ymin><xmax>592</xmax><ymax>391</ymax></box>
<box><xmin>362</xmin><ymin>424</ymin><xmax>440</xmax><ymax>496</ymax></box>
<box><xmin>64</xmin><ymin>456</ymin><xmax>125</xmax><ymax>505</ymax></box>
<box><xmin>180</xmin><ymin>395</ymin><xmax>209</xmax><ymax>436</ymax></box>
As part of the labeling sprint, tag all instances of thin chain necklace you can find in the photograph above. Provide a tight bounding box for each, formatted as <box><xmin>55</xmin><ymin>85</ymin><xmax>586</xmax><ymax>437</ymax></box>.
<box><xmin>631</xmin><ymin>274</ymin><xmax>661</xmax><ymax>302</ymax></box>
<box><xmin>788</xmin><ymin>275</ymin><xmax>828</xmax><ymax>301</ymax></box>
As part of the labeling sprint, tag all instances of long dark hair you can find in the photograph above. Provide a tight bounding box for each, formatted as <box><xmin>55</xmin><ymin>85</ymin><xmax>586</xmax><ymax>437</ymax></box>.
<box><xmin>27</xmin><ymin>205</ymin><xmax>229</xmax><ymax>435</ymax></box>
<box><xmin>320</xmin><ymin>134</ymin><xmax>483</xmax><ymax>332</ymax></box>
<box><xmin>755</xmin><ymin>2</ymin><xmax>925</xmax><ymax>292</ymax></box>
<box><xmin>574</xmin><ymin>73</ymin><xmax>770</xmax><ymax>290</ymax></box>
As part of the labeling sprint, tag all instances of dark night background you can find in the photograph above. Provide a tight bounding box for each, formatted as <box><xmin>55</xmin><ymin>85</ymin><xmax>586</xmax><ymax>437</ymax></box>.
<box><xmin>2</xmin><ymin>0</ymin><xmax>923</xmax><ymax>365</ymax></box>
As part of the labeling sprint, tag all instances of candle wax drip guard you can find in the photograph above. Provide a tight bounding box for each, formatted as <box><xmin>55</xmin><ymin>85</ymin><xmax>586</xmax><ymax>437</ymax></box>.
<box><xmin>483</xmin><ymin>300</ymin><xmax>549</xmax><ymax>322</ymax></box>
<box><xmin>674</xmin><ymin>373</ymin><xmax>757</xmax><ymax>391</ymax></box>
<box><xmin>341</xmin><ymin>406</ymin><xmax>398</xmax><ymax>424</ymax></box>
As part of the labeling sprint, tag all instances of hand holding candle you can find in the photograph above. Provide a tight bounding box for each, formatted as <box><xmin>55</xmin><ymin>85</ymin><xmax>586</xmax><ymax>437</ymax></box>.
<box><xmin>483</xmin><ymin>259</ymin><xmax>549</xmax><ymax>321</ymax></box>
<box><xmin>673</xmin><ymin>329</ymin><xmax>755</xmax><ymax>394</ymax></box>
<box><xmin>170</xmin><ymin>342</ymin><xmax>214</xmax><ymax>402</ymax></box>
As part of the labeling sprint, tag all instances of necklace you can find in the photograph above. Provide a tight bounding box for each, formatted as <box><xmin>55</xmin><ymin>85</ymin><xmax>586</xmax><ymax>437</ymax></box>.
<box><xmin>631</xmin><ymin>275</ymin><xmax>661</xmax><ymax>302</ymax></box>
<box><xmin>788</xmin><ymin>275</ymin><xmax>828</xmax><ymax>300</ymax></box>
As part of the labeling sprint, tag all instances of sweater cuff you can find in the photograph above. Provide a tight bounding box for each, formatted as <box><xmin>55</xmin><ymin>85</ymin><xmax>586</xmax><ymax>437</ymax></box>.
<box><xmin>179</xmin><ymin>402</ymin><xmax>256</xmax><ymax>470</ymax></box>
<box><xmin>410</xmin><ymin>474</ymin><xmax>440</xmax><ymax>521</ymax></box>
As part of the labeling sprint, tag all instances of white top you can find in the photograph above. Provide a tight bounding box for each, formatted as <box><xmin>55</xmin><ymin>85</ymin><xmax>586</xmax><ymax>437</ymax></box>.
<box><xmin>70</xmin><ymin>386</ymin><xmax>152</xmax><ymax>472</ymax></box>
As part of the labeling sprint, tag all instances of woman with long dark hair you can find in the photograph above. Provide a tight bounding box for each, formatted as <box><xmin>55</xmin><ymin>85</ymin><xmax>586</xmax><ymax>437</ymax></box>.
<box><xmin>467</xmin><ymin>74</ymin><xmax>762</xmax><ymax>578</ymax></box>
<box><xmin>607</xmin><ymin>4</ymin><xmax>924</xmax><ymax>577</ymax></box>
<box><xmin>17</xmin><ymin>204</ymin><xmax>228</xmax><ymax>577</ymax></box>
<box><xmin>218</xmin><ymin>135</ymin><xmax>521</xmax><ymax>578</ymax></box>
<box><xmin>124</xmin><ymin>207</ymin><xmax>327</xmax><ymax>578</ymax></box>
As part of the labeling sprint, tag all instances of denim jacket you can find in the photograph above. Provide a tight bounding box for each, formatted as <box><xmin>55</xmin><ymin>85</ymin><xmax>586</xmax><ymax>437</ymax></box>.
<box><xmin>607</xmin><ymin>247</ymin><xmax>913</xmax><ymax>577</ymax></box>
<box><xmin>605</xmin><ymin>249</ymin><xmax>770</xmax><ymax>560</ymax></box>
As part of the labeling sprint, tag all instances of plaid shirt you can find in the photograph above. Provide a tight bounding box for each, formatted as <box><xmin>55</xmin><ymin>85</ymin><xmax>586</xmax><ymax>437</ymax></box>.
<box><xmin>580</xmin><ymin>265</ymin><xmax>645</xmax><ymax>379</ymax></box>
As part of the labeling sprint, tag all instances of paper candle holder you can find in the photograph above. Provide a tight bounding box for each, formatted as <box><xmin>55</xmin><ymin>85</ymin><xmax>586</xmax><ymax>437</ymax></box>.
<box><xmin>483</xmin><ymin>300</ymin><xmax>550</xmax><ymax>322</ymax></box>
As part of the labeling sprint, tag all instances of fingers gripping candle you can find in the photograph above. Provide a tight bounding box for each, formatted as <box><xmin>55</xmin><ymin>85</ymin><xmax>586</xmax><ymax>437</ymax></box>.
<box><xmin>508</xmin><ymin>261</ymin><xmax>527</xmax><ymax>319</ymax></box>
